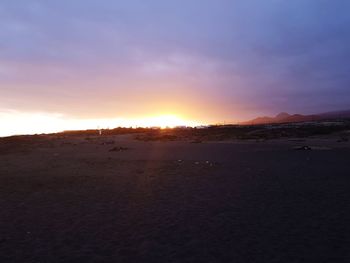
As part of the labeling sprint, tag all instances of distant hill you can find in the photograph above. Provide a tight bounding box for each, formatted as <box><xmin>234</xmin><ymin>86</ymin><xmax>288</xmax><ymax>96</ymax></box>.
<box><xmin>318</xmin><ymin>110</ymin><xmax>350</xmax><ymax>119</ymax></box>
<box><xmin>241</xmin><ymin>110</ymin><xmax>350</xmax><ymax>125</ymax></box>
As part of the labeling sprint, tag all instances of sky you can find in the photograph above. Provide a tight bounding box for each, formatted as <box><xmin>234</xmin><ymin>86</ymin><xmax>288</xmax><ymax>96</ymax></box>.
<box><xmin>1</xmin><ymin>0</ymin><xmax>350</xmax><ymax>136</ymax></box>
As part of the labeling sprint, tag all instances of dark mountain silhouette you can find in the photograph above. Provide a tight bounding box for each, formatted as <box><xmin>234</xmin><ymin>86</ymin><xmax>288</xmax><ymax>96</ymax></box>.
<box><xmin>318</xmin><ymin>110</ymin><xmax>350</xmax><ymax>119</ymax></box>
<box><xmin>275</xmin><ymin>112</ymin><xmax>290</xmax><ymax>120</ymax></box>
<box><xmin>242</xmin><ymin>110</ymin><xmax>350</xmax><ymax>125</ymax></box>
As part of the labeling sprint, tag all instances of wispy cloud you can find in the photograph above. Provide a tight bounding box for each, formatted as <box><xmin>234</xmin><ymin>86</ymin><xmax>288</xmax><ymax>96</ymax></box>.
<box><xmin>1</xmin><ymin>0</ymin><xmax>350</xmax><ymax>129</ymax></box>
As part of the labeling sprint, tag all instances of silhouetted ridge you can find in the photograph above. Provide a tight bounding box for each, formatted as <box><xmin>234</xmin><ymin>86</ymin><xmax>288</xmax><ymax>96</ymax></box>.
<box><xmin>275</xmin><ymin>112</ymin><xmax>290</xmax><ymax>120</ymax></box>
<box><xmin>242</xmin><ymin>109</ymin><xmax>350</xmax><ymax>125</ymax></box>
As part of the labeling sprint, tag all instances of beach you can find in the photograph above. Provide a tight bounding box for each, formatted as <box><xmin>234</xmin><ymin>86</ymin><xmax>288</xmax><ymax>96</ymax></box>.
<box><xmin>1</xmin><ymin>133</ymin><xmax>349</xmax><ymax>262</ymax></box>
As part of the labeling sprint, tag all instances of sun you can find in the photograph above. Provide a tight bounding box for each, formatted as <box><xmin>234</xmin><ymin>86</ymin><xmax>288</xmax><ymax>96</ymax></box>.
<box><xmin>0</xmin><ymin>111</ymin><xmax>201</xmax><ymax>137</ymax></box>
<box><xmin>135</xmin><ymin>114</ymin><xmax>198</xmax><ymax>129</ymax></box>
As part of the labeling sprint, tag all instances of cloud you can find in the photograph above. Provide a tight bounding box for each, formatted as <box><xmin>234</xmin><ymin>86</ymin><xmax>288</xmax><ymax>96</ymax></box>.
<box><xmin>0</xmin><ymin>0</ymin><xmax>350</xmax><ymax>122</ymax></box>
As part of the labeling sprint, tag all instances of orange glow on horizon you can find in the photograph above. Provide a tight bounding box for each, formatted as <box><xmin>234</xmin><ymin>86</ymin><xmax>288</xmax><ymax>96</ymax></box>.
<box><xmin>0</xmin><ymin>110</ymin><xmax>203</xmax><ymax>137</ymax></box>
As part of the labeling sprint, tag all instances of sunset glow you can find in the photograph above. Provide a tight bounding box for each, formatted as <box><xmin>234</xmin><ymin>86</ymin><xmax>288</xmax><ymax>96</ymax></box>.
<box><xmin>1</xmin><ymin>1</ymin><xmax>350</xmax><ymax>137</ymax></box>
<box><xmin>0</xmin><ymin>110</ymin><xmax>201</xmax><ymax>137</ymax></box>
<box><xmin>1</xmin><ymin>2</ymin><xmax>349</xmax><ymax>262</ymax></box>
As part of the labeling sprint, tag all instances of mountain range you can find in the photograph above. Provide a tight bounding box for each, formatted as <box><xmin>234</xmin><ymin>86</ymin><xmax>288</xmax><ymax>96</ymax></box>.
<box><xmin>241</xmin><ymin>110</ymin><xmax>350</xmax><ymax>125</ymax></box>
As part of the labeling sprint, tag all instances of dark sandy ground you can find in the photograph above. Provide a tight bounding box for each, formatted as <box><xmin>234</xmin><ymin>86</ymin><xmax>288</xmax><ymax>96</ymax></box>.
<box><xmin>1</xmin><ymin>134</ymin><xmax>350</xmax><ymax>262</ymax></box>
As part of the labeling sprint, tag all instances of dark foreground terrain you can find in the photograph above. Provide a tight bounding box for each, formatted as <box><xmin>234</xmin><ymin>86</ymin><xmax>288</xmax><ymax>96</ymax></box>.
<box><xmin>1</xmin><ymin>129</ymin><xmax>350</xmax><ymax>262</ymax></box>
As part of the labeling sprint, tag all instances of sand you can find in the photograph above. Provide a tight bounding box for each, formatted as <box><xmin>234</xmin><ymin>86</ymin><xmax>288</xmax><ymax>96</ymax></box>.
<box><xmin>0</xmin><ymin>134</ymin><xmax>349</xmax><ymax>262</ymax></box>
